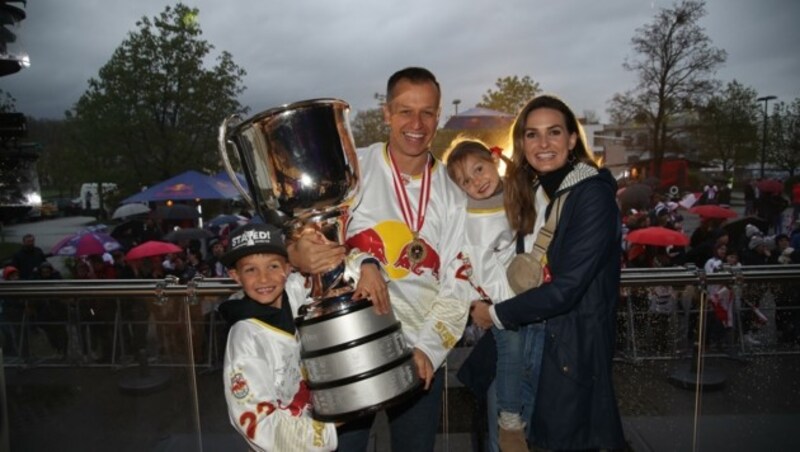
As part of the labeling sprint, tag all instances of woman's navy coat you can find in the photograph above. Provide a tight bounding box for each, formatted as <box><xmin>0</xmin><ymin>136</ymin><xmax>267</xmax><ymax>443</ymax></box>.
<box><xmin>494</xmin><ymin>168</ymin><xmax>625</xmax><ymax>450</ymax></box>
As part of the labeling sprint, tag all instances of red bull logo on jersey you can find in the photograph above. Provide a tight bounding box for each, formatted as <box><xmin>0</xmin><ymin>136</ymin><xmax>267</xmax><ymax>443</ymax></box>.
<box><xmin>230</xmin><ymin>372</ymin><xmax>250</xmax><ymax>399</ymax></box>
<box><xmin>347</xmin><ymin>220</ymin><xmax>440</xmax><ymax>280</ymax></box>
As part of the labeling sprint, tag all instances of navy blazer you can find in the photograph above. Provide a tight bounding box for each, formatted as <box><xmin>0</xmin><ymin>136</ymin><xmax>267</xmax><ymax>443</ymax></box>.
<box><xmin>495</xmin><ymin>168</ymin><xmax>625</xmax><ymax>450</ymax></box>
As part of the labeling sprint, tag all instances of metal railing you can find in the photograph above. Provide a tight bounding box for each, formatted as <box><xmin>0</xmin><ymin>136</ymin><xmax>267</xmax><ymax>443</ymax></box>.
<box><xmin>1</xmin><ymin>265</ymin><xmax>799</xmax><ymax>369</ymax></box>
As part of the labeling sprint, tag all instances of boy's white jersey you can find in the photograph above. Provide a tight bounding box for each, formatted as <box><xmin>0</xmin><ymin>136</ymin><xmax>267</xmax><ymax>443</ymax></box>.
<box><xmin>222</xmin><ymin>273</ymin><xmax>337</xmax><ymax>452</ymax></box>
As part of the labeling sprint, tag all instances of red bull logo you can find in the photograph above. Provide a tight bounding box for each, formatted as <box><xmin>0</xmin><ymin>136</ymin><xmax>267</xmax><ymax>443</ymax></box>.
<box><xmin>230</xmin><ymin>372</ymin><xmax>249</xmax><ymax>399</ymax></box>
<box><xmin>395</xmin><ymin>237</ymin><xmax>440</xmax><ymax>279</ymax></box>
<box><xmin>347</xmin><ymin>220</ymin><xmax>440</xmax><ymax>280</ymax></box>
<box><xmin>278</xmin><ymin>380</ymin><xmax>312</xmax><ymax>417</ymax></box>
<box><xmin>346</xmin><ymin>229</ymin><xmax>388</xmax><ymax>265</ymax></box>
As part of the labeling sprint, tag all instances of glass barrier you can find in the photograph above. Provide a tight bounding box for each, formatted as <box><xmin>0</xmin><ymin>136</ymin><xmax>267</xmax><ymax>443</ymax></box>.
<box><xmin>1</xmin><ymin>268</ymin><xmax>799</xmax><ymax>451</ymax></box>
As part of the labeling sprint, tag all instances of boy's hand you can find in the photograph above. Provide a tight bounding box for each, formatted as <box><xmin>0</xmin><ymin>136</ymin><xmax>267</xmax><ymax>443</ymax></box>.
<box><xmin>353</xmin><ymin>262</ymin><xmax>390</xmax><ymax>314</ymax></box>
<box><xmin>287</xmin><ymin>230</ymin><xmax>345</xmax><ymax>274</ymax></box>
<box><xmin>413</xmin><ymin>348</ymin><xmax>434</xmax><ymax>390</ymax></box>
<box><xmin>470</xmin><ymin>300</ymin><xmax>493</xmax><ymax>330</ymax></box>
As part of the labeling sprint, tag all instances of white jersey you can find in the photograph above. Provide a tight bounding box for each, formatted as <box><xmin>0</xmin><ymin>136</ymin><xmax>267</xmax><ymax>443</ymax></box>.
<box><xmin>345</xmin><ymin>143</ymin><xmax>470</xmax><ymax>369</ymax></box>
<box><xmin>222</xmin><ymin>273</ymin><xmax>337</xmax><ymax>452</ymax></box>
<box><xmin>454</xmin><ymin>192</ymin><xmax>516</xmax><ymax>304</ymax></box>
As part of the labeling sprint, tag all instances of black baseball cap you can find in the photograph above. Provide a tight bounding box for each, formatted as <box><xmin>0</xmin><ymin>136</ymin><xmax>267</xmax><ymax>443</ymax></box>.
<box><xmin>221</xmin><ymin>223</ymin><xmax>288</xmax><ymax>267</ymax></box>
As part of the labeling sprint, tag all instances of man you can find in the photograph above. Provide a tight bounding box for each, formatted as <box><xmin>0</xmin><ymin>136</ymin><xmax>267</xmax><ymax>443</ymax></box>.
<box><xmin>289</xmin><ymin>67</ymin><xmax>469</xmax><ymax>451</ymax></box>
<box><xmin>11</xmin><ymin>234</ymin><xmax>47</xmax><ymax>280</ymax></box>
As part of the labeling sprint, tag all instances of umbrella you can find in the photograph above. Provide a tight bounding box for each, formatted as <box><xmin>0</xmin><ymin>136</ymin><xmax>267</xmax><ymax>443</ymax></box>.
<box><xmin>689</xmin><ymin>205</ymin><xmax>737</xmax><ymax>219</ymax></box>
<box><xmin>617</xmin><ymin>183</ymin><xmax>652</xmax><ymax>213</ymax></box>
<box><xmin>757</xmin><ymin>179</ymin><xmax>783</xmax><ymax>195</ymax></box>
<box><xmin>121</xmin><ymin>170</ymin><xmax>240</xmax><ymax>203</ymax></box>
<box><xmin>206</xmin><ymin>214</ymin><xmax>248</xmax><ymax>230</ymax></box>
<box><xmin>154</xmin><ymin>204</ymin><xmax>200</xmax><ymax>220</ymax></box>
<box><xmin>125</xmin><ymin>241</ymin><xmax>183</xmax><ymax>261</ymax></box>
<box><xmin>625</xmin><ymin>226</ymin><xmax>689</xmax><ymax>247</ymax></box>
<box><xmin>51</xmin><ymin>230</ymin><xmax>123</xmax><ymax>257</ymax></box>
<box><xmin>112</xmin><ymin>203</ymin><xmax>150</xmax><ymax>220</ymax></box>
<box><xmin>723</xmin><ymin>216</ymin><xmax>771</xmax><ymax>251</ymax></box>
<box><xmin>163</xmin><ymin>227</ymin><xmax>214</xmax><ymax>242</ymax></box>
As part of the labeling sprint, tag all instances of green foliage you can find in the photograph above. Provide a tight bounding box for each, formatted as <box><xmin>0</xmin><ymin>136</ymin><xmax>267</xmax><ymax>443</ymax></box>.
<box><xmin>63</xmin><ymin>3</ymin><xmax>247</xmax><ymax>196</ymax></box>
<box><xmin>477</xmin><ymin>75</ymin><xmax>541</xmax><ymax>115</ymax></box>
<box><xmin>350</xmin><ymin>108</ymin><xmax>388</xmax><ymax>148</ymax></box>
<box><xmin>768</xmin><ymin>98</ymin><xmax>800</xmax><ymax>178</ymax></box>
<box><xmin>0</xmin><ymin>90</ymin><xmax>15</xmax><ymax>112</ymax></box>
<box><xmin>693</xmin><ymin>80</ymin><xmax>760</xmax><ymax>174</ymax></box>
<box><xmin>607</xmin><ymin>0</ymin><xmax>726</xmax><ymax>176</ymax></box>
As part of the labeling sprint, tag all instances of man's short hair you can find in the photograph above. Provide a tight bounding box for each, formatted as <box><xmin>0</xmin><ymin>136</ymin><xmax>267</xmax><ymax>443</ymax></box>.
<box><xmin>386</xmin><ymin>67</ymin><xmax>440</xmax><ymax>103</ymax></box>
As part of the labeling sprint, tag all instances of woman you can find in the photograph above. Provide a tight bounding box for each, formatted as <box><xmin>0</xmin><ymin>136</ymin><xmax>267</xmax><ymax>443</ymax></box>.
<box><xmin>471</xmin><ymin>94</ymin><xmax>625</xmax><ymax>450</ymax></box>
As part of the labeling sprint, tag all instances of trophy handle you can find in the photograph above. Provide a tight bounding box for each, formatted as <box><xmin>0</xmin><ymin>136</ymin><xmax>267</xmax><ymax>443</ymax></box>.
<box><xmin>218</xmin><ymin>114</ymin><xmax>255</xmax><ymax>210</ymax></box>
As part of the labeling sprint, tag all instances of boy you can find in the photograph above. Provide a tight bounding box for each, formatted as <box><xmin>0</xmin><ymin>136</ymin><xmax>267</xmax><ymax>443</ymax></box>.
<box><xmin>219</xmin><ymin>223</ymin><xmax>337</xmax><ymax>451</ymax></box>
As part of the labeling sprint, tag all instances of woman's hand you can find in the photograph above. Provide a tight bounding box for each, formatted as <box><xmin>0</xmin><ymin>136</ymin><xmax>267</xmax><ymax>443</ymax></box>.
<box><xmin>352</xmin><ymin>262</ymin><xmax>390</xmax><ymax>315</ymax></box>
<box><xmin>287</xmin><ymin>229</ymin><xmax>346</xmax><ymax>274</ymax></box>
<box><xmin>470</xmin><ymin>300</ymin><xmax>493</xmax><ymax>330</ymax></box>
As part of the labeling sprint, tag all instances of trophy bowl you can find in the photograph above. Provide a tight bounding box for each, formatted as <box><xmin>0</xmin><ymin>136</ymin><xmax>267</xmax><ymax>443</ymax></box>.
<box><xmin>218</xmin><ymin>99</ymin><xmax>420</xmax><ymax>422</ymax></box>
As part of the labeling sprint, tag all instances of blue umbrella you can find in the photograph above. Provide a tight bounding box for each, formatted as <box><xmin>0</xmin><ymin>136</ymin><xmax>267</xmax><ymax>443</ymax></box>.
<box><xmin>121</xmin><ymin>170</ymin><xmax>240</xmax><ymax>203</ymax></box>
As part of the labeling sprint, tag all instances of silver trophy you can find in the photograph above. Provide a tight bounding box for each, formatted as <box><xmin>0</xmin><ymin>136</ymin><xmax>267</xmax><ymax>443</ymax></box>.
<box><xmin>218</xmin><ymin>99</ymin><xmax>419</xmax><ymax>421</ymax></box>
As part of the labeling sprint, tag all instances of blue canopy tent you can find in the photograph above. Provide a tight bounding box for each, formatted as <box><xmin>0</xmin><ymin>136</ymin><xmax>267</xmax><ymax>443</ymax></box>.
<box><xmin>122</xmin><ymin>170</ymin><xmax>241</xmax><ymax>204</ymax></box>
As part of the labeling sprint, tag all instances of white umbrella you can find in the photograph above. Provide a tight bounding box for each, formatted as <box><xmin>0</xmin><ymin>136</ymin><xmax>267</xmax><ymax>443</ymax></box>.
<box><xmin>112</xmin><ymin>203</ymin><xmax>151</xmax><ymax>219</ymax></box>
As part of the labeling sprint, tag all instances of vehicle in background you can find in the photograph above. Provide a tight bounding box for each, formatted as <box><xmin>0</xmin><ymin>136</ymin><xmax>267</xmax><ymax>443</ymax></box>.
<box><xmin>72</xmin><ymin>182</ymin><xmax>118</xmax><ymax>215</ymax></box>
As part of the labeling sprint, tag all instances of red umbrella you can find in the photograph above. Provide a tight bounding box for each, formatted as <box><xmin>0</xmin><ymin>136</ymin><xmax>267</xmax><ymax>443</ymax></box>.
<box><xmin>626</xmin><ymin>226</ymin><xmax>689</xmax><ymax>247</ymax></box>
<box><xmin>51</xmin><ymin>230</ymin><xmax>122</xmax><ymax>257</ymax></box>
<box><xmin>689</xmin><ymin>205</ymin><xmax>737</xmax><ymax>219</ymax></box>
<box><xmin>757</xmin><ymin>179</ymin><xmax>783</xmax><ymax>195</ymax></box>
<box><xmin>125</xmin><ymin>240</ymin><xmax>182</xmax><ymax>261</ymax></box>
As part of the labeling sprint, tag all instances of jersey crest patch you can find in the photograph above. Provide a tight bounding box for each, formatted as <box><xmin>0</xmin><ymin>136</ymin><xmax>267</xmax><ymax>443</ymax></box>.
<box><xmin>230</xmin><ymin>372</ymin><xmax>250</xmax><ymax>399</ymax></box>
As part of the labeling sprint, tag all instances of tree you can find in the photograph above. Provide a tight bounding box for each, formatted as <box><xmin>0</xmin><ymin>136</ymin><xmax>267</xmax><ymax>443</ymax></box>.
<box><xmin>477</xmin><ymin>75</ymin><xmax>541</xmax><ymax>115</ymax></box>
<box><xmin>0</xmin><ymin>89</ymin><xmax>15</xmax><ymax>112</ymax></box>
<box><xmin>64</xmin><ymin>3</ymin><xmax>247</xmax><ymax>197</ymax></box>
<box><xmin>693</xmin><ymin>80</ymin><xmax>760</xmax><ymax>175</ymax></box>
<box><xmin>351</xmin><ymin>93</ymin><xmax>388</xmax><ymax>147</ymax></box>
<box><xmin>768</xmin><ymin>99</ymin><xmax>800</xmax><ymax>178</ymax></box>
<box><xmin>607</xmin><ymin>0</ymin><xmax>726</xmax><ymax>177</ymax></box>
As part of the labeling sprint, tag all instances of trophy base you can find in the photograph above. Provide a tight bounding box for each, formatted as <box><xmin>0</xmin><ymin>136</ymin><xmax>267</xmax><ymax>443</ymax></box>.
<box><xmin>297</xmin><ymin>294</ymin><xmax>421</xmax><ymax>422</ymax></box>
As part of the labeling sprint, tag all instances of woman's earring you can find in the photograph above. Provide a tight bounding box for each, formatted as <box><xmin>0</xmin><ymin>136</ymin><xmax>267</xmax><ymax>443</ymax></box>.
<box><xmin>567</xmin><ymin>151</ymin><xmax>577</xmax><ymax>165</ymax></box>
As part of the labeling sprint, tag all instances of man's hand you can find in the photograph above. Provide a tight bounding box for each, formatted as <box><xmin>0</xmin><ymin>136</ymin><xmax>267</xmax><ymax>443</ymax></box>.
<box><xmin>470</xmin><ymin>300</ymin><xmax>493</xmax><ymax>330</ymax></box>
<box><xmin>412</xmin><ymin>348</ymin><xmax>434</xmax><ymax>390</ymax></box>
<box><xmin>352</xmin><ymin>263</ymin><xmax>390</xmax><ymax>315</ymax></box>
<box><xmin>287</xmin><ymin>229</ymin><xmax>345</xmax><ymax>274</ymax></box>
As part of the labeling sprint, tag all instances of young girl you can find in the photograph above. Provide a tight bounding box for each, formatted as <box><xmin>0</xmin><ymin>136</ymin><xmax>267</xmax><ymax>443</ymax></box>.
<box><xmin>444</xmin><ymin>139</ymin><xmax>540</xmax><ymax>452</ymax></box>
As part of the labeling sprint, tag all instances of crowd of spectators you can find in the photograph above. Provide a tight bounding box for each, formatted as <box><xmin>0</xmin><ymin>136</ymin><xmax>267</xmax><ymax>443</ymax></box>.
<box><xmin>619</xmin><ymin>178</ymin><xmax>800</xmax><ymax>355</ymax></box>
<box><xmin>0</xmin><ymin>212</ymin><xmax>246</xmax><ymax>363</ymax></box>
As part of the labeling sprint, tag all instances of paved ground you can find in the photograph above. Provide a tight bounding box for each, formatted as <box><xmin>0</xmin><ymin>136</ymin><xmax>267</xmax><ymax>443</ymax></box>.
<box><xmin>3</xmin><ymin>349</ymin><xmax>799</xmax><ymax>451</ymax></box>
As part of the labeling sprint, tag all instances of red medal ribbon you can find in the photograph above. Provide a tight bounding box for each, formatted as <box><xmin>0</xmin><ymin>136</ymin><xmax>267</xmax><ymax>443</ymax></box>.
<box><xmin>387</xmin><ymin>146</ymin><xmax>432</xmax><ymax>239</ymax></box>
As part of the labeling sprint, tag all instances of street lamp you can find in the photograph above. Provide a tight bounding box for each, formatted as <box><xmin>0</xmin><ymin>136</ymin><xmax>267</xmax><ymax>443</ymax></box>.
<box><xmin>757</xmin><ymin>95</ymin><xmax>777</xmax><ymax>178</ymax></box>
<box><xmin>452</xmin><ymin>99</ymin><xmax>461</xmax><ymax>116</ymax></box>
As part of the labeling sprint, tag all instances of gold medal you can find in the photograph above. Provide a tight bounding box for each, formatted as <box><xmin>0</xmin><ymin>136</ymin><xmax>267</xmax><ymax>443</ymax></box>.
<box><xmin>408</xmin><ymin>237</ymin><xmax>427</xmax><ymax>265</ymax></box>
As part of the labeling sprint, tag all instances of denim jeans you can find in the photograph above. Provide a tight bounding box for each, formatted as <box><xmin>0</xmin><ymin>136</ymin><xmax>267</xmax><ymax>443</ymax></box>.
<box><xmin>486</xmin><ymin>322</ymin><xmax>546</xmax><ymax>452</ymax></box>
<box><xmin>493</xmin><ymin>326</ymin><xmax>524</xmax><ymax>415</ymax></box>
<box><xmin>336</xmin><ymin>367</ymin><xmax>445</xmax><ymax>452</ymax></box>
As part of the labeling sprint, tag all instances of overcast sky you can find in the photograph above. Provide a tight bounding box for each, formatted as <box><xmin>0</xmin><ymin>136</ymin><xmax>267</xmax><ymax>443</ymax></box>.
<box><xmin>3</xmin><ymin>0</ymin><xmax>798</xmax><ymax>123</ymax></box>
